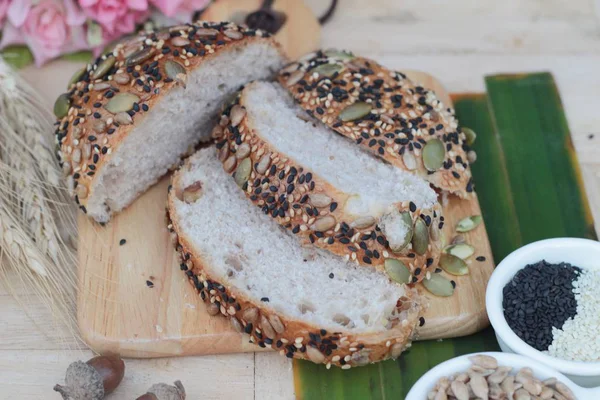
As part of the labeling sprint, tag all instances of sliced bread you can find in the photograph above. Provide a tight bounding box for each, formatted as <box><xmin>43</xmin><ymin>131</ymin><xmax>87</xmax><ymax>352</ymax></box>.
<box><xmin>277</xmin><ymin>50</ymin><xmax>474</xmax><ymax>198</ymax></box>
<box><xmin>55</xmin><ymin>21</ymin><xmax>287</xmax><ymax>223</ymax></box>
<box><xmin>166</xmin><ymin>148</ymin><xmax>421</xmax><ymax>368</ymax></box>
<box><xmin>214</xmin><ymin>81</ymin><xmax>444</xmax><ymax>282</ymax></box>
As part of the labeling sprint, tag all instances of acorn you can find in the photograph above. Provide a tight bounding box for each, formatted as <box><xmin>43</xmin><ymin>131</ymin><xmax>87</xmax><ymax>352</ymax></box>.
<box><xmin>54</xmin><ymin>355</ymin><xmax>125</xmax><ymax>400</ymax></box>
<box><xmin>136</xmin><ymin>380</ymin><xmax>186</xmax><ymax>400</ymax></box>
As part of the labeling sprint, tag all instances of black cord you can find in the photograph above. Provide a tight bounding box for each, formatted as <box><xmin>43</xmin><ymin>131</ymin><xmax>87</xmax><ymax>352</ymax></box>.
<box><xmin>318</xmin><ymin>0</ymin><xmax>338</xmax><ymax>25</ymax></box>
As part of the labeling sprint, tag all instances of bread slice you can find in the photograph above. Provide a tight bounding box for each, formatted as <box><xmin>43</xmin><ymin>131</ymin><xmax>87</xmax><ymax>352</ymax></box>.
<box><xmin>214</xmin><ymin>81</ymin><xmax>444</xmax><ymax>282</ymax></box>
<box><xmin>55</xmin><ymin>21</ymin><xmax>287</xmax><ymax>223</ymax></box>
<box><xmin>167</xmin><ymin>148</ymin><xmax>421</xmax><ymax>368</ymax></box>
<box><xmin>277</xmin><ymin>50</ymin><xmax>474</xmax><ymax>198</ymax></box>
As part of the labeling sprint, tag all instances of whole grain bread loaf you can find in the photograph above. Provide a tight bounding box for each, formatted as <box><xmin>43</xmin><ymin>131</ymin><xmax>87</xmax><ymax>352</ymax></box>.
<box><xmin>55</xmin><ymin>21</ymin><xmax>287</xmax><ymax>223</ymax></box>
<box><xmin>167</xmin><ymin>148</ymin><xmax>422</xmax><ymax>368</ymax></box>
<box><xmin>277</xmin><ymin>49</ymin><xmax>474</xmax><ymax>198</ymax></box>
<box><xmin>214</xmin><ymin>81</ymin><xmax>444</xmax><ymax>283</ymax></box>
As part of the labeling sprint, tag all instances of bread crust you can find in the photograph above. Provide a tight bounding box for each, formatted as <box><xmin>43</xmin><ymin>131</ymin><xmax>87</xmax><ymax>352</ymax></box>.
<box><xmin>277</xmin><ymin>50</ymin><xmax>474</xmax><ymax>198</ymax></box>
<box><xmin>214</xmin><ymin>82</ymin><xmax>443</xmax><ymax>282</ymax></box>
<box><xmin>54</xmin><ymin>21</ymin><xmax>285</xmax><ymax>222</ymax></box>
<box><xmin>167</xmin><ymin>164</ymin><xmax>422</xmax><ymax>368</ymax></box>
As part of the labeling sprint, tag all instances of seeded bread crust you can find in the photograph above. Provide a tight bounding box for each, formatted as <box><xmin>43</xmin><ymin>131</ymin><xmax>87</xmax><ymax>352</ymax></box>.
<box><xmin>213</xmin><ymin>83</ymin><xmax>444</xmax><ymax>282</ymax></box>
<box><xmin>54</xmin><ymin>21</ymin><xmax>285</xmax><ymax>220</ymax></box>
<box><xmin>166</xmin><ymin>165</ymin><xmax>422</xmax><ymax>368</ymax></box>
<box><xmin>277</xmin><ymin>50</ymin><xmax>474</xmax><ymax>198</ymax></box>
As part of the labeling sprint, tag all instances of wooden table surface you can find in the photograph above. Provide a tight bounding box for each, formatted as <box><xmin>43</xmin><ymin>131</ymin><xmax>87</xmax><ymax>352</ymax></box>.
<box><xmin>2</xmin><ymin>0</ymin><xmax>600</xmax><ymax>398</ymax></box>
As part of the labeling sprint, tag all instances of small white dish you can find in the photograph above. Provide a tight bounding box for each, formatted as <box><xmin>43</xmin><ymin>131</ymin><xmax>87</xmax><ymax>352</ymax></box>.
<box><xmin>486</xmin><ymin>238</ymin><xmax>600</xmax><ymax>387</ymax></box>
<box><xmin>405</xmin><ymin>352</ymin><xmax>600</xmax><ymax>400</ymax></box>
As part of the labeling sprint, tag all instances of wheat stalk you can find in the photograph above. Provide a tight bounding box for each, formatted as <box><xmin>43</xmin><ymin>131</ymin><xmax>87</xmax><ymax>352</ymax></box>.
<box><xmin>0</xmin><ymin>57</ymin><xmax>80</xmax><ymax>346</ymax></box>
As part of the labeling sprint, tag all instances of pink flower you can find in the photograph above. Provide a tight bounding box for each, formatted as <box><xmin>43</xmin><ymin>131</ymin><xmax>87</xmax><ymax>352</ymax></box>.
<box><xmin>79</xmin><ymin>0</ymin><xmax>149</xmax><ymax>37</ymax></box>
<box><xmin>150</xmin><ymin>0</ymin><xmax>210</xmax><ymax>18</ymax></box>
<box><xmin>0</xmin><ymin>0</ymin><xmax>88</xmax><ymax>66</ymax></box>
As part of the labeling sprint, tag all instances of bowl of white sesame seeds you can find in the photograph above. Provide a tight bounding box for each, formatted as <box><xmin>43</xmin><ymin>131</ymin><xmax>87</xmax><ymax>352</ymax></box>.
<box><xmin>486</xmin><ymin>238</ymin><xmax>600</xmax><ymax>388</ymax></box>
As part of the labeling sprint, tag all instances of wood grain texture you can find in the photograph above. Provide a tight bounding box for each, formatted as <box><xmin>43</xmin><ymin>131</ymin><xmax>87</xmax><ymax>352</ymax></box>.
<box><xmin>202</xmin><ymin>0</ymin><xmax>321</xmax><ymax>60</ymax></box>
<box><xmin>76</xmin><ymin>70</ymin><xmax>494</xmax><ymax>357</ymax></box>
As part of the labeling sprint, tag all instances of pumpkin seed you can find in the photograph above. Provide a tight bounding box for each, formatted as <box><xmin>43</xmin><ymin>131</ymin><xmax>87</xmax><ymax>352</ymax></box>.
<box><xmin>422</xmin><ymin>273</ymin><xmax>455</xmax><ymax>297</ymax></box>
<box><xmin>384</xmin><ymin>259</ymin><xmax>411</xmax><ymax>284</ymax></box>
<box><xmin>339</xmin><ymin>102</ymin><xmax>372</xmax><ymax>122</ymax></box>
<box><xmin>313</xmin><ymin>63</ymin><xmax>344</xmax><ymax>77</ymax></box>
<box><xmin>68</xmin><ymin>67</ymin><xmax>85</xmax><ymax>88</ymax></box>
<box><xmin>115</xmin><ymin>112</ymin><xmax>133</xmax><ymax>125</ymax></box>
<box><xmin>422</xmin><ymin>138</ymin><xmax>445</xmax><ymax>171</ymax></box>
<box><xmin>444</xmin><ymin>243</ymin><xmax>475</xmax><ymax>259</ymax></box>
<box><xmin>412</xmin><ymin>218</ymin><xmax>429</xmax><ymax>255</ymax></box>
<box><xmin>402</xmin><ymin>151</ymin><xmax>417</xmax><ymax>170</ymax></box>
<box><xmin>91</xmin><ymin>56</ymin><xmax>115</xmax><ymax>80</ymax></box>
<box><xmin>456</xmin><ymin>215</ymin><xmax>482</xmax><ymax>232</ymax></box>
<box><xmin>126</xmin><ymin>47</ymin><xmax>154</xmax><ymax>66</ymax></box>
<box><xmin>53</xmin><ymin>94</ymin><xmax>70</xmax><ymax>118</ymax></box>
<box><xmin>104</xmin><ymin>93</ymin><xmax>139</xmax><ymax>114</ymax></box>
<box><xmin>235</xmin><ymin>143</ymin><xmax>250</xmax><ymax>159</ymax></box>
<box><xmin>165</xmin><ymin>60</ymin><xmax>187</xmax><ymax>88</ymax></box>
<box><xmin>439</xmin><ymin>253</ymin><xmax>469</xmax><ymax>276</ymax></box>
<box><xmin>234</xmin><ymin>158</ymin><xmax>251</xmax><ymax>187</ymax></box>
<box><xmin>323</xmin><ymin>49</ymin><xmax>354</xmax><ymax>61</ymax></box>
<box><xmin>462</xmin><ymin>127</ymin><xmax>477</xmax><ymax>145</ymax></box>
<box><xmin>224</xmin><ymin>29</ymin><xmax>243</xmax><ymax>40</ymax></box>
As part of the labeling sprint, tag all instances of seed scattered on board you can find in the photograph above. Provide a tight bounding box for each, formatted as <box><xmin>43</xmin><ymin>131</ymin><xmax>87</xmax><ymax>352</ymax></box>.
<box><xmin>119</xmin><ymin>238</ymin><xmax>126</xmax><ymax>246</ymax></box>
<box><xmin>146</xmin><ymin>280</ymin><xmax>154</xmax><ymax>288</ymax></box>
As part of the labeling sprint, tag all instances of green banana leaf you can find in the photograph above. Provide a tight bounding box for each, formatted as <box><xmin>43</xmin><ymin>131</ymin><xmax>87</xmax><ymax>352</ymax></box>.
<box><xmin>293</xmin><ymin>72</ymin><xmax>595</xmax><ymax>399</ymax></box>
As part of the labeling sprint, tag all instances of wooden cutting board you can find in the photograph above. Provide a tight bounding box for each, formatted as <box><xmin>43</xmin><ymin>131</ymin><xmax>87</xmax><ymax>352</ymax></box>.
<box><xmin>77</xmin><ymin>71</ymin><xmax>495</xmax><ymax>358</ymax></box>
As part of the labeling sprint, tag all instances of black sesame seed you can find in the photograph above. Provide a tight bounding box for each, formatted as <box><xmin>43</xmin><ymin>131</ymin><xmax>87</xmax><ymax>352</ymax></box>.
<box><xmin>119</xmin><ymin>239</ymin><xmax>126</xmax><ymax>245</ymax></box>
<box><xmin>419</xmin><ymin>317</ymin><xmax>425</xmax><ymax>327</ymax></box>
<box><xmin>260</xmin><ymin>297</ymin><xmax>270</xmax><ymax>302</ymax></box>
<box><xmin>146</xmin><ymin>280</ymin><xmax>154</xmax><ymax>288</ymax></box>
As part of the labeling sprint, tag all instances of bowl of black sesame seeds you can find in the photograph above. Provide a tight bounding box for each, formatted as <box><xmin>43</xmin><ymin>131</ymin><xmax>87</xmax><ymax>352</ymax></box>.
<box><xmin>486</xmin><ymin>238</ymin><xmax>600</xmax><ymax>388</ymax></box>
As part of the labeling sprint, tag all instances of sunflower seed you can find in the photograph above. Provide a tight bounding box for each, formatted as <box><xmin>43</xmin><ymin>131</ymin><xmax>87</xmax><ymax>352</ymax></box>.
<box><xmin>323</xmin><ymin>49</ymin><xmax>354</xmax><ymax>60</ymax></box>
<box><xmin>456</xmin><ymin>215</ymin><xmax>482</xmax><ymax>232</ymax></box>
<box><xmin>308</xmin><ymin>193</ymin><xmax>332</xmax><ymax>208</ymax></box>
<box><xmin>339</xmin><ymin>102</ymin><xmax>372</xmax><ymax>122</ymax></box>
<box><xmin>306</xmin><ymin>346</ymin><xmax>325</xmax><ymax>363</ymax></box>
<box><xmin>68</xmin><ymin>67</ymin><xmax>85</xmax><ymax>88</ymax></box>
<box><xmin>285</xmin><ymin>70</ymin><xmax>304</xmax><ymax>86</ymax></box>
<box><xmin>182</xmin><ymin>181</ymin><xmax>202</xmax><ymax>203</ymax></box>
<box><xmin>402</xmin><ymin>151</ymin><xmax>417</xmax><ymax>170</ymax></box>
<box><xmin>165</xmin><ymin>60</ymin><xmax>187</xmax><ymax>88</ymax></box>
<box><xmin>104</xmin><ymin>93</ymin><xmax>139</xmax><ymax>114</ymax></box>
<box><xmin>467</xmin><ymin>150</ymin><xmax>477</xmax><ymax>163</ymax></box>
<box><xmin>422</xmin><ymin>273</ymin><xmax>454</xmax><ymax>297</ymax></box>
<box><xmin>384</xmin><ymin>259</ymin><xmax>411</xmax><ymax>284</ymax></box>
<box><xmin>443</xmin><ymin>243</ymin><xmax>475</xmax><ymax>259</ymax></box>
<box><xmin>514</xmin><ymin>388</ymin><xmax>531</xmax><ymax>400</ymax></box>
<box><xmin>224</xmin><ymin>29</ymin><xmax>243</xmax><ymax>40</ymax></box>
<box><xmin>113</xmin><ymin>72</ymin><xmax>130</xmax><ymax>85</ymax></box>
<box><xmin>242</xmin><ymin>307</ymin><xmax>258</xmax><ymax>323</ymax></box>
<box><xmin>423</xmin><ymin>138</ymin><xmax>445</xmax><ymax>171</ymax></box>
<box><xmin>350</xmin><ymin>216</ymin><xmax>376</xmax><ymax>229</ymax></box>
<box><xmin>230</xmin><ymin>105</ymin><xmax>246</xmax><ymax>127</ymax></box>
<box><xmin>439</xmin><ymin>253</ymin><xmax>469</xmax><ymax>276</ymax></box>
<box><xmin>268</xmin><ymin>314</ymin><xmax>285</xmax><ymax>333</ymax></box>
<box><xmin>91</xmin><ymin>56</ymin><xmax>115</xmax><ymax>80</ymax></box>
<box><xmin>311</xmin><ymin>215</ymin><xmax>336</xmax><ymax>232</ymax></box>
<box><xmin>555</xmin><ymin>382</ymin><xmax>575</xmax><ymax>400</ymax></box>
<box><xmin>540</xmin><ymin>387</ymin><xmax>554</xmax><ymax>399</ymax></box>
<box><xmin>462</xmin><ymin>127</ymin><xmax>477</xmax><ymax>145</ymax></box>
<box><xmin>313</xmin><ymin>63</ymin><xmax>344</xmax><ymax>77</ymax></box>
<box><xmin>54</xmin><ymin>94</ymin><xmax>70</xmax><ymax>118</ymax></box>
<box><xmin>255</xmin><ymin>153</ymin><xmax>271</xmax><ymax>174</ymax></box>
<box><xmin>234</xmin><ymin>158</ymin><xmax>251</xmax><ymax>187</ymax></box>
<box><xmin>451</xmin><ymin>235</ymin><xmax>466</xmax><ymax>245</ymax></box>
<box><xmin>412</xmin><ymin>218</ymin><xmax>429</xmax><ymax>255</ymax></box>
<box><xmin>234</xmin><ymin>143</ymin><xmax>250</xmax><ymax>159</ymax></box>
<box><xmin>93</xmin><ymin>82</ymin><xmax>111</xmax><ymax>91</ymax></box>
<box><xmin>223</xmin><ymin>155</ymin><xmax>237</xmax><ymax>173</ymax></box>
<box><xmin>115</xmin><ymin>112</ymin><xmax>133</xmax><ymax>125</ymax></box>
<box><xmin>71</xmin><ymin>149</ymin><xmax>81</xmax><ymax>164</ymax></box>
<box><xmin>281</xmin><ymin>62</ymin><xmax>299</xmax><ymax>73</ymax></box>
<box><xmin>196</xmin><ymin>28</ymin><xmax>219</xmax><ymax>36</ymax></box>
<box><xmin>171</xmin><ymin>37</ymin><xmax>190</xmax><ymax>47</ymax></box>
<box><xmin>390</xmin><ymin>342</ymin><xmax>405</xmax><ymax>358</ymax></box>
<box><xmin>259</xmin><ymin>315</ymin><xmax>276</xmax><ymax>339</ymax></box>
<box><xmin>230</xmin><ymin>317</ymin><xmax>243</xmax><ymax>333</ymax></box>
<box><xmin>126</xmin><ymin>47</ymin><xmax>154</xmax><ymax>66</ymax></box>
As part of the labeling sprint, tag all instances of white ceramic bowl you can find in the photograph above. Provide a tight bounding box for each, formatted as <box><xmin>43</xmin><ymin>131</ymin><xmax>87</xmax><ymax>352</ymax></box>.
<box><xmin>486</xmin><ymin>238</ymin><xmax>600</xmax><ymax>388</ymax></box>
<box><xmin>405</xmin><ymin>352</ymin><xmax>600</xmax><ymax>400</ymax></box>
